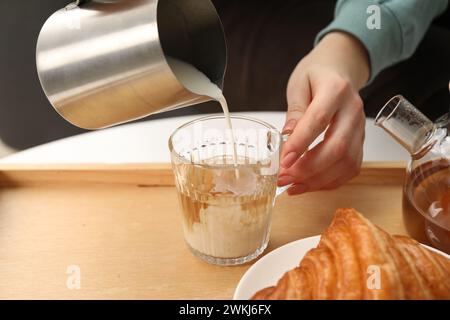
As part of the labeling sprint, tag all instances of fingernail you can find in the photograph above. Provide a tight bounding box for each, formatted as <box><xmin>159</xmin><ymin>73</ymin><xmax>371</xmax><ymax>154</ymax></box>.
<box><xmin>287</xmin><ymin>184</ymin><xmax>308</xmax><ymax>196</ymax></box>
<box><xmin>281</xmin><ymin>152</ymin><xmax>298</xmax><ymax>168</ymax></box>
<box><xmin>282</xmin><ymin>119</ymin><xmax>297</xmax><ymax>135</ymax></box>
<box><xmin>277</xmin><ymin>175</ymin><xmax>295</xmax><ymax>186</ymax></box>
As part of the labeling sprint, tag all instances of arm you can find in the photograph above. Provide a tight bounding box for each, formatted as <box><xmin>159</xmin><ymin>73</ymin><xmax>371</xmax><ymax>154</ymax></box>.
<box><xmin>316</xmin><ymin>0</ymin><xmax>449</xmax><ymax>81</ymax></box>
<box><xmin>278</xmin><ymin>0</ymin><xmax>448</xmax><ymax>194</ymax></box>
<box><xmin>278</xmin><ymin>31</ymin><xmax>368</xmax><ymax>194</ymax></box>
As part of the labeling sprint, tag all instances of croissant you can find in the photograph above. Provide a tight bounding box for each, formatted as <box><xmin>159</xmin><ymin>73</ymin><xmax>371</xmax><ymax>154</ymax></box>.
<box><xmin>252</xmin><ymin>208</ymin><xmax>450</xmax><ymax>300</ymax></box>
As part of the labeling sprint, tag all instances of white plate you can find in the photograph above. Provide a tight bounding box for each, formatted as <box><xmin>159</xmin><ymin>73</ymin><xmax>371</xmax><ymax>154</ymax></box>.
<box><xmin>233</xmin><ymin>235</ymin><xmax>450</xmax><ymax>300</ymax></box>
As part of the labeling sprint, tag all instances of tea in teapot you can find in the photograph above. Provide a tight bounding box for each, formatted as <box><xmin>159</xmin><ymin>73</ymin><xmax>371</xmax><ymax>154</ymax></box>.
<box><xmin>376</xmin><ymin>95</ymin><xmax>450</xmax><ymax>254</ymax></box>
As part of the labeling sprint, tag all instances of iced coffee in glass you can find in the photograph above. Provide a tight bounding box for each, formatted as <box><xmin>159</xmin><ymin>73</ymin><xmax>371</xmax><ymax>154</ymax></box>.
<box><xmin>169</xmin><ymin>115</ymin><xmax>282</xmax><ymax>265</ymax></box>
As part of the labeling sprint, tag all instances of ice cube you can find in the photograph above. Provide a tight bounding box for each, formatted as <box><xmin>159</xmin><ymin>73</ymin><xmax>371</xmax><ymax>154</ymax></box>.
<box><xmin>212</xmin><ymin>166</ymin><xmax>257</xmax><ymax>196</ymax></box>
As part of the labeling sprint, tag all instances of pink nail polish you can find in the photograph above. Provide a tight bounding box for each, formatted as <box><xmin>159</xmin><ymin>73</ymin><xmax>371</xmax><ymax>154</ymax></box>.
<box><xmin>281</xmin><ymin>152</ymin><xmax>298</xmax><ymax>168</ymax></box>
<box><xmin>282</xmin><ymin>119</ymin><xmax>297</xmax><ymax>135</ymax></box>
<box><xmin>277</xmin><ymin>175</ymin><xmax>294</xmax><ymax>186</ymax></box>
<box><xmin>287</xmin><ymin>184</ymin><xmax>307</xmax><ymax>195</ymax></box>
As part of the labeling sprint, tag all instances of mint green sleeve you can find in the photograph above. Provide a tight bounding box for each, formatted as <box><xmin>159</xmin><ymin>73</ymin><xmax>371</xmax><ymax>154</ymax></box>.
<box><xmin>316</xmin><ymin>0</ymin><xmax>449</xmax><ymax>82</ymax></box>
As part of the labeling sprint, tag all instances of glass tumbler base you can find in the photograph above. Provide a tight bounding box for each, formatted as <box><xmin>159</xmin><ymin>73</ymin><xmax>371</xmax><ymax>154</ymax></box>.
<box><xmin>186</xmin><ymin>241</ymin><xmax>269</xmax><ymax>266</ymax></box>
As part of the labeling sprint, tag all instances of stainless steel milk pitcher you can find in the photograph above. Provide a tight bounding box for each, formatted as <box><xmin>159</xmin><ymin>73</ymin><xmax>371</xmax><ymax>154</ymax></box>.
<box><xmin>36</xmin><ymin>0</ymin><xmax>227</xmax><ymax>129</ymax></box>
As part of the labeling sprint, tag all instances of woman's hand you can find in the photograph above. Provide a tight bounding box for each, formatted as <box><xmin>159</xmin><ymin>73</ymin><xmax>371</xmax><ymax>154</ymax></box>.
<box><xmin>278</xmin><ymin>31</ymin><xmax>370</xmax><ymax>195</ymax></box>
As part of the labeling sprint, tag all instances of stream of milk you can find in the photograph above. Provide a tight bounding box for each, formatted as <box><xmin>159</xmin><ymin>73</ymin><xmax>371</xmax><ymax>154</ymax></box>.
<box><xmin>167</xmin><ymin>57</ymin><xmax>239</xmax><ymax>170</ymax></box>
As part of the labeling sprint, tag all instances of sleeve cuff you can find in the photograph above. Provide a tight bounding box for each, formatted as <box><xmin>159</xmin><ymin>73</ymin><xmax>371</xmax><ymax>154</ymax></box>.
<box><xmin>315</xmin><ymin>0</ymin><xmax>403</xmax><ymax>83</ymax></box>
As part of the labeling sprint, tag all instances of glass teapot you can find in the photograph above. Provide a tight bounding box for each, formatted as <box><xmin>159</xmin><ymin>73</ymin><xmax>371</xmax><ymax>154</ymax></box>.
<box><xmin>375</xmin><ymin>95</ymin><xmax>450</xmax><ymax>254</ymax></box>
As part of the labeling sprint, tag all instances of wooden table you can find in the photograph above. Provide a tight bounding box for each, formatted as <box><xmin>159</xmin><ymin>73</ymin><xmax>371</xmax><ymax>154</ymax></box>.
<box><xmin>0</xmin><ymin>162</ymin><xmax>406</xmax><ymax>299</ymax></box>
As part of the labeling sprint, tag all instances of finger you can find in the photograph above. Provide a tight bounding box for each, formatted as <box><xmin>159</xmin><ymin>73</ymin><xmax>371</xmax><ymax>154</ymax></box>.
<box><xmin>284</xmin><ymin>73</ymin><xmax>311</xmax><ymax>135</ymax></box>
<box><xmin>286</xmin><ymin>183</ymin><xmax>308</xmax><ymax>195</ymax></box>
<box><xmin>281</xmin><ymin>87</ymin><xmax>343</xmax><ymax>168</ymax></box>
<box><xmin>282</xmin><ymin>104</ymin><xmax>364</xmax><ymax>181</ymax></box>
<box><xmin>287</xmin><ymin>138</ymin><xmax>362</xmax><ymax>195</ymax></box>
<box><xmin>287</xmin><ymin>158</ymin><xmax>347</xmax><ymax>195</ymax></box>
<box><xmin>321</xmin><ymin>148</ymin><xmax>363</xmax><ymax>190</ymax></box>
<box><xmin>302</xmin><ymin>152</ymin><xmax>360</xmax><ymax>192</ymax></box>
<box><xmin>282</xmin><ymin>107</ymin><xmax>364</xmax><ymax>190</ymax></box>
<box><xmin>287</xmin><ymin>151</ymin><xmax>361</xmax><ymax>196</ymax></box>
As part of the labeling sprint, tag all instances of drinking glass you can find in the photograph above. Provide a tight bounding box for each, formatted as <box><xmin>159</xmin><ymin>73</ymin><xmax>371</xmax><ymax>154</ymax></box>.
<box><xmin>169</xmin><ymin>115</ymin><xmax>283</xmax><ymax>265</ymax></box>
